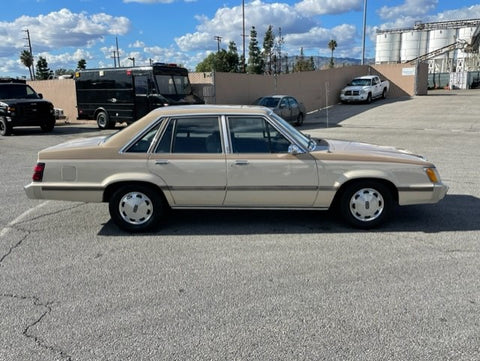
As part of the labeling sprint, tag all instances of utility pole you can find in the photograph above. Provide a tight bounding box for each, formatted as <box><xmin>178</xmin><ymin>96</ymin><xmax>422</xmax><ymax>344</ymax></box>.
<box><xmin>23</xmin><ymin>29</ymin><xmax>35</xmax><ymax>80</ymax></box>
<box><xmin>242</xmin><ymin>0</ymin><xmax>246</xmax><ymax>72</ymax></box>
<box><xmin>116</xmin><ymin>36</ymin><xmax>121</xmax><ymax>67</ymax></box>
<box><xmin>214</xmin><ymin>36</ymin><xmax>222</xmax><ymax>52</ymax></box>
<box><xmin>112</xmin><ymin>51</ymin><xmax>117</xmax><ymax>67</ymax></box>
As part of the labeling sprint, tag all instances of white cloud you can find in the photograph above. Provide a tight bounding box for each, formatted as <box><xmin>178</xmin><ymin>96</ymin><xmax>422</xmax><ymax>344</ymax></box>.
<box><xmin>284</xmin><ymin>24</ymin><xmax>358</xmax><ymax>57</ymax></box>
<box><xmin>376</xmin><ymin>4</ymin><xmax>480</xmax><ymax>31</ymax></box>
<box><xmin>295</xmin><ymin>0</ymin><xmax>362</xmax><ymax>15</ymax></box>
<box><xmin>123</xmin><ymin>0</ymin><xmax>175</xmax><ymax>3</ymax></box>
<box><xmin>129</xmin><ymin>40</ymin><xmax>146</xmax><ymax>48</ymax></box>
<box><xmin>377</xmin><ymin>0</ymin><xmax>438</xmax><ymax>20</ymax></box>
<box><xmin>175</xmin><ymin>0</ymin><xmax>315</xmax><ymax>52</ymax></box>
<box><xmin>0</xmin><ymin>8</ymin><xmax>131</xmax><ymax>56</ymax></box>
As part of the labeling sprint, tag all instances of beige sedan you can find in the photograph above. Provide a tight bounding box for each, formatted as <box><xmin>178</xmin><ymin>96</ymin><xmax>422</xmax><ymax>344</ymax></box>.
<box><xmin>25</xmin><ymin>105</ymin><xmax>448</xmax><ymax>232</ymax></box>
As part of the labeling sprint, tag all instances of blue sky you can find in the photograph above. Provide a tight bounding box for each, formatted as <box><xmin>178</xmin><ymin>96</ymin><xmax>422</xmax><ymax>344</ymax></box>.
<box><xmin>2</xmin><ymin>0</ymin><xmax>480</xmax><ymax>77</ymax></box>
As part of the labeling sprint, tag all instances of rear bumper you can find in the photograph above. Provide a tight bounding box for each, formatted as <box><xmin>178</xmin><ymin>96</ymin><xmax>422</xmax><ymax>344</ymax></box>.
<box><xmin>24</xmin><ymin>182</ymin><xmax>103</xmax><ymax>202</ymax></box>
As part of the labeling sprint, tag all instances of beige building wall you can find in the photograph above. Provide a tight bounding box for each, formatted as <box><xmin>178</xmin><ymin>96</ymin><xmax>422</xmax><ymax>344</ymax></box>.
<box><xmin>28</xmin><ymin>79</ymin><xmax>77</xmax><ymax>122</ymax></box>
<box><xmin>27</xmin><ymin>63</ymin><xmax>428</xmax><ymax>122</ymax></box>
<box><xmin>191</xmin><ymin>63</ymin><xmax>428</xmax><ymax>111</ymax></box>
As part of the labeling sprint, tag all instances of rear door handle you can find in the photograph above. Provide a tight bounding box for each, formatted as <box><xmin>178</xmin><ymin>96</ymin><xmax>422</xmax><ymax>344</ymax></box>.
<box><xmin>234</xmin><ymin>160</ymin><xmax>249</xmax><ymax>166</ymax></box>
<box><xmin>155</xmin><ymin>159</ymin><xmax>169</xmax><ymax>165</ymax></box>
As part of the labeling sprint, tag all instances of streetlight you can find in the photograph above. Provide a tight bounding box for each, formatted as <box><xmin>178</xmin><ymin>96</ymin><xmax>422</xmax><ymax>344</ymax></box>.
<box><xmin>128</xmin><ymin>57</ymin><xmax>135</xmax><ymax>67</ymax></box>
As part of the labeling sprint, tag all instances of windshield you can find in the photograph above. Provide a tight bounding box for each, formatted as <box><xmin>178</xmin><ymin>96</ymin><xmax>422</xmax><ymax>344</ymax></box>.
<box><xmin>350</xmin><ymin>78</ymin><xmax>372</xmax><ymax>86</ymax></box>
<box><xmin>0</xmin><ymin>84</ymin><xmax>40</xmax><ymax>99</ymax></box>
<box><xmin>254</xmin><ymin>97</ymin><xmax>280</xmax><ymax>108</ymax></box>
<box><xmin>270</xmin><ymin>112</ymin><xmax>316</xmax><ymax>151</ymax></box>
<box><xmin>155</xmin><ymin>74</ymin><xmax>191</xmax><ymax>95</ymax></box>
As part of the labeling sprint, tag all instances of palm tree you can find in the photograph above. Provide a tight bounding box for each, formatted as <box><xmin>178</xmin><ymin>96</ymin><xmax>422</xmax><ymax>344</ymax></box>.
<box><xmin>20</xmin><ymin>50</ymin><xmax>34</xmax><ymax>80</ymax></box>
<box><xmin>328</xmin><ymin>39</ymin><xmax>337</xmax><ymax>68</ymax></box>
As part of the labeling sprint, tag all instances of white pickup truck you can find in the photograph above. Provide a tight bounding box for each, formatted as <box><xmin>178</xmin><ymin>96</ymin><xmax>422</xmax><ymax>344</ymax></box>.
<box><xmin>340</xmin><ymin>75</ymin><xmax>389</xmax><ymax>104</ymax></box>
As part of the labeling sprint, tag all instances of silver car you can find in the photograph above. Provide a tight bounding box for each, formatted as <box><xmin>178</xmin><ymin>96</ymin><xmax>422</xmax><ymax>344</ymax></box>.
<box><xmin>25</xmin><ymin>105</ymin><xmax>448</xmax><ymax>232</ymax></box>
<box><xmin>253</xmin><ymin>95</ymin><xmax>306</xmax><ymax>125</ymax></box>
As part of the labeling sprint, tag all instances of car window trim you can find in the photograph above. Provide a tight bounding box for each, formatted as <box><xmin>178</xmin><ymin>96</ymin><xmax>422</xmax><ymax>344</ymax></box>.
<box><xmin>120</xmin><ymin>117</ymin><xmax>166</xmax><ymax>154</ymax></box>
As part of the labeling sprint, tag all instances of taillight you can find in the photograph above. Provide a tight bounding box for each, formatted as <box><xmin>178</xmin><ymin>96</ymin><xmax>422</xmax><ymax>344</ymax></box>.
<box><xmin>32</xmin><ymin>163</ymin><xmax>45</xmax><ymax>182</ymax></box>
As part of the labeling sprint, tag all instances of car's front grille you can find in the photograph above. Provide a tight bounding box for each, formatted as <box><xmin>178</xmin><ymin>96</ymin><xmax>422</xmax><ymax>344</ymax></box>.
<box><xmin>345</xmin><ymin>90</ymin><xmax>360</xmax><ymax>96</ymax></box>
<box><xmin>15</xmin><ymin>102</ymin><xmax>50</xmax><ymax>121</ymax></box>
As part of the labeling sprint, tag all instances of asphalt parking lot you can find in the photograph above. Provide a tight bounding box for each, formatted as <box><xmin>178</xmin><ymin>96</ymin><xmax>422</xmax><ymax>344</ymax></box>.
<box><xmin>1</xmin><ymin>90</ymin><xmax>479</xmax><ymax>361</ymax></box>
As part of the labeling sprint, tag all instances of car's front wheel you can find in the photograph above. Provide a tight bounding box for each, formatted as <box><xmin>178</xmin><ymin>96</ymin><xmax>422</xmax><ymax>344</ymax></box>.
<box><xmin>109</xmin><ymin>184</ymin><xmax>167</xmax><ymax>232</ymax></box>
<box><xmin>339</xmin><ymin>180</ymin><xmax>394</xmax><ymax>229</ymax></box>
<box><xmin>41</xmin><ymin>118</ymin><xmax>55</xmax><ymax>132</ymax></box>
<box><xmin>0</xmin><ymin>117</ymin><xmax>12</xmax><ymax>136</ymax></box>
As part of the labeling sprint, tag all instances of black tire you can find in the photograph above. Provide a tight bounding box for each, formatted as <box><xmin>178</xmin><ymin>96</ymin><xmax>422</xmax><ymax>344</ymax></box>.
<box><xmin>0</xmin><ymin>117</ymin><xmax>12</xmax><ymax>136</ymax></box>
<box><xmin>366</xmin><ymin>93</ymin><xmax>372</xmax><ymax>104</ymax></box>
<box><xmin>96</xmin><ymin>111</ymin><xmax>114</xmax><ymax>129</ymax></box>
<box><xmin>295</xmin><ymin>113</ymin><xmax>304</xmax><ymax>126</ymax></box>
<box><xmin>41</xmin><ymin>118</ymin><xmax>55</xmax><ymax>132</ymax></box>
<box><xmin>339</xmin><ymin>180</ymin><xmax>394</xmax><ymax>229</ymax></box>
<box><xmin>108</xmin><ymin>184</ymin><xmax>167</xmax><ymax>232</ymax></box>
<box><xmin>382</xmin><ymin>88</ymin><xmax>387</xmax><ymax>99</ymax></box>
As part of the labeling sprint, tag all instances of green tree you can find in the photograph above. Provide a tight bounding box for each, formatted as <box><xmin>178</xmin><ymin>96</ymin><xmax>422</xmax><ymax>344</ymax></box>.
<box><xmin>247</xmin><ymin>26</ymin><xmax>264</xmax><ymax>74</ymax></box>
<box><xmin>226</xmin><ymin>41</ymin><xmax>240</xmax><ymax>72</ymax></box>
<box><xmin>328</xmin><ymin>39</ymin><xmax>337</xmax><ymax>68</ymax></box>
<box><xmin>77</xmin><ymin>59</ymin><xmax>87</xmax><ymax>70</ymax></box>
<box><xmin>195</xmin><ymin>41</ymin><xmax>240</xmax><ymax>73</ymax></box>
<box><xmin>20</xmin><ymin>50</ymin><xmax>34</xmax><ymax>80</ymax></box>
<box><xmin>35</xmin><ymin>56</ymin><xmax>53</xmax><ymax>80</ymax></box>
<box><xmin>293</xmin><ymin>48</ymin><xmax>314</xmax><ymax>72</ymax></box>
<box><xmin>262</xmin><ymin>25</ymin><xmax>275</xmax><ymax>74</ymax></box>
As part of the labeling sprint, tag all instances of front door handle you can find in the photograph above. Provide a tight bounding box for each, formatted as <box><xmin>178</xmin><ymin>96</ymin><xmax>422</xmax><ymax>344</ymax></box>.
<box><xmin>234</xmin><ymin>160</ymin><xmax>249</xmax><ymax>166</ymax></box>
<box><xmin>155</xmin><ymin>159</ymin><xmax>169</xmax><ymax>165</ymax></box>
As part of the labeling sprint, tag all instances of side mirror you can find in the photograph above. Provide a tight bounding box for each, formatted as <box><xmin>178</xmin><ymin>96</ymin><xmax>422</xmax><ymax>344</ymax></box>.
<box><xmin>38</xmin><ymin>93</ymin><xmax>43</xmax><ymax>99</ymax></box>
<box><xmin>288</xmin><ymin>144</ymin><xmax>305</xmax><ymax>155</ymax></box>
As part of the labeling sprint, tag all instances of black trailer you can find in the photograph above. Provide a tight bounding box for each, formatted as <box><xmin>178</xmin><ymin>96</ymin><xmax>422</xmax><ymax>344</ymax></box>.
<box><xmin>75</xmin><ymin>63</ymin><xmax>203</xmax><ymax>129</ymax></box>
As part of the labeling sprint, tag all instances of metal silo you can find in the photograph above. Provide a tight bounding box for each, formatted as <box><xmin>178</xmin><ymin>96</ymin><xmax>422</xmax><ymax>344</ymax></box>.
<box><xmin>400</xmin><ymin>30</ymin><xmax>428</xmax><ymax>62</ymax></box>
<box><xmin>375</xmin><ymin>32</ymin><xmax>401</xmax><ymax>63</ymax></box>
<box><xmin>427</xmin><ymin>29</ymin><xmax>456</xmax><ymax>59</ymax></box>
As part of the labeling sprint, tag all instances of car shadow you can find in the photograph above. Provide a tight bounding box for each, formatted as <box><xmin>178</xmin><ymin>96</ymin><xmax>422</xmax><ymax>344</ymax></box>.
<box><xmin>97</xmin><ymin>194</ymin><xmax>480</xmax><ymax>236</ymax></box>
<box><xmin>7</xmin><ymin>124</ymin><xmax>122</xmax><ymax>137</ymax></box>
<box><xmin>301</xmin><ymin>97</ymin><xmax>412</xmax><ymax>130</ymax></box>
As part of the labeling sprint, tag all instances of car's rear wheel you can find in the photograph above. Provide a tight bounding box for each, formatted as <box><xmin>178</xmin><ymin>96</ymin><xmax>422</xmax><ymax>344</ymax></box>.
<box><xmin>295</xmin><ymin>113</ymin><xmax>304</xmax><ymax>126</ymax></box>
<box><xmin>96</xmin><ymin>111</ymin><xmax>114</xmax><ymax>129</ymax></box>
<box><xmin>0</xmin><ymin>117</ymin><xmax>12</xmax><ymax>136</ymax></box>
<box><xmin>109</xmin><ymin>184</ymin><xmax>167</xmax><ymax>232</ymax></box>
<box><xmin>339</xmin><ymin>180</ymin><xmax>393</xmax><ymax>229</ymax></box>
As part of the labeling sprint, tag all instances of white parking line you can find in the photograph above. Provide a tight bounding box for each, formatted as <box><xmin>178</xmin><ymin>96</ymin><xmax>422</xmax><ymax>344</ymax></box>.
<box><xmin>0</xmin><ymin>201</ymin><xmax>50</xmax><ymax>238</ymax></box>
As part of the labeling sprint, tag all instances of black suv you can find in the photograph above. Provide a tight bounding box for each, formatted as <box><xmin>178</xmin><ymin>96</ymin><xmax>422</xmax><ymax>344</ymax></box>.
<box><xmin>0</xmin><ymin>78</ymin><xmax>55</xmax><ymax>136</ymax></box>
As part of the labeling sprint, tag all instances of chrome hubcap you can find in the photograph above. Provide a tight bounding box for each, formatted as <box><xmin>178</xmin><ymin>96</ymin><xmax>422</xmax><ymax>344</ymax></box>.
<box><xmin>119</xmin><ymin>191</ymin><xmax>153</xmax><ymax>225</ymax></box>
<box><xmin>349</xmin><ymin>188</ymin><xmax>384</xmax><ymax>222</ymax></box>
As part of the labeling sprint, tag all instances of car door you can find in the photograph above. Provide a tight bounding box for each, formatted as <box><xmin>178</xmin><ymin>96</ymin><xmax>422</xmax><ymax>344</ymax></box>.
<box><xmin>277</xmin><ymin>97</ymin><xmax>292</xmax><ymax>122</ymax></box>
<box><xmin>224</xmin><ymin>115</ymin><xmax>318</xmax><ymax>207</ymax></box>
<box><xmin>147</xmin><ymin>116</ymin><xmax>227</xmax><ymax>206</ymax></box>
<box><xmin>287</xmin><ymin>97</ymin><xmax>300</xmax><ymax>121</ymax></box>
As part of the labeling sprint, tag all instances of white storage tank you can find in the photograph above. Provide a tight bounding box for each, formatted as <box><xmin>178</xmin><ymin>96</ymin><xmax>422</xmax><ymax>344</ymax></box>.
<box><xmin>375</xmin><ymin>32</ymin><xmax>401</xmax><ymax>63</ymax></box>
<box><xmin>400</xmin><ymin>30</ymin><xmax>428</xmax><ymax>62</ymax></box>
<box><xmin>427</xmin><ymin>29</ymin><xmax>456</xmax><ymax>59</ymax></box>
